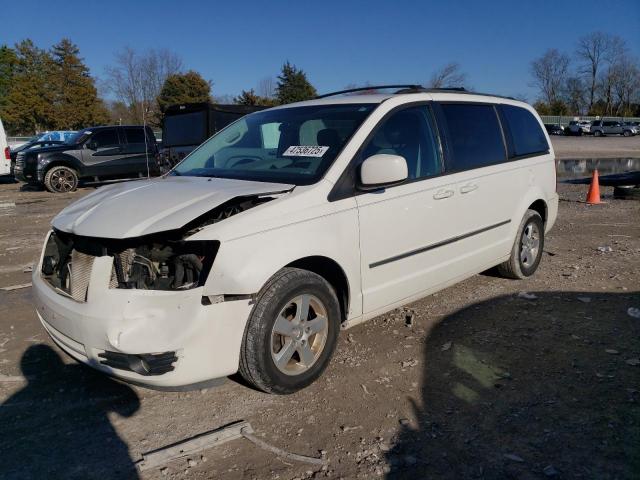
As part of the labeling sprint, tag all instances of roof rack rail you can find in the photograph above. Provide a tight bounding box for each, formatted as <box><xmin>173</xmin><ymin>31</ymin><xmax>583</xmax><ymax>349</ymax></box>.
<box><xmin>316</xmin><ymin>84</ymin><xmax>423</xmax><ymax>99</ymax></box>
<box><xmin>316</xmin><ymin>85</ymin><xmax>515</xmax><ymax>101</ymax></box>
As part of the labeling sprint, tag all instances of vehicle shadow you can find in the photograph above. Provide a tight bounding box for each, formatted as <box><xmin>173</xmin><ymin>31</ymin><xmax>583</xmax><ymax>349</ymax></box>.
<box><xmin>385</xmin><ymin>291</ymin><xmax>640</xmax><ymax>479</ymax></box>
<box><xmin>0</xmin><ymin>344</ymin><xmax>141</xmax><ymax>479</ymax></box>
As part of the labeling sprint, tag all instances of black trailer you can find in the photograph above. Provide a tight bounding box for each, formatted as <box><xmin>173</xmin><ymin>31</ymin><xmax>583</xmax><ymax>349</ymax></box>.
<box><xmin>160</xmin><ymin>103</ymin><xmax>267</xmax><ymax>170</ymax></box>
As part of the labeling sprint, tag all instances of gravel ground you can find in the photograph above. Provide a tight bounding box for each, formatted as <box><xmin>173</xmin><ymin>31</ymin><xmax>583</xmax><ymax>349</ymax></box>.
<box><xmin>550</xmin><ymin>135</ymin><xmax>640</xmax><ymax>159</ymax></box>
<box><xmin>0</xmin><ymin>180</ymin><xmax>639</xmax><ymax>480</ymax></box>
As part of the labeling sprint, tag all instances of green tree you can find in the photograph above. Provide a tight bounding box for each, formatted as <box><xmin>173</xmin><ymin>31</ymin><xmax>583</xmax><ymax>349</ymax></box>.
<box><xmin>50</xmin><ymin>38</ymin><xmax>108</xmax><ymax>129</ymax></box>
<box><xmin>3</xmin><ymin>40</ymin><xmax>55</xmax><ymax>135</ymax></box>
<box><xmin>233</xmin><ymin>88</ymin><xmax>278</xmax><ymax>106</ymax></box>
<box><xmin>157</xmin><ymin>70</ymin><xmax>211</xmax><ymax>113</ymax></box>
<box><xmin>275</xmin><ymin>62</ymin><xmax>317</xmax><ymax>104</ymax></box>
<box><xmin>0</xmin><ymin>45</ymin><xmax>17</xmax><ymax>112</ymax></box>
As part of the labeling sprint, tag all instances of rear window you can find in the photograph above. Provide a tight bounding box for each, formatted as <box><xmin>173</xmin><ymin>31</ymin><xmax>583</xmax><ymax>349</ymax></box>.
<box><xmin>501</xmin><ymin>105</ymin><xmax>549</xmax><ymax>157</ymax></box>
<box><xmin>439</xmin><ymin>103</ymin><xmax>506</xmax><ymax>171</ymax></box>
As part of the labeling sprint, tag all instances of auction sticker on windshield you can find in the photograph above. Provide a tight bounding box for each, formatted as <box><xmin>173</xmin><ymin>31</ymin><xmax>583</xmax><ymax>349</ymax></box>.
<box><xmin>283</xmin><ymin>146</ymin><xmax>329</xmax><ymax>157</ymax></box>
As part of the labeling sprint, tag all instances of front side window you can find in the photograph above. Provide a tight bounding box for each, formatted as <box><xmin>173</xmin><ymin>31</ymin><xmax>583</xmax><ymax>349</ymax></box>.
<box><xmin>439</xmin><ymin>103</ymin><xmax>506</xmax><ymax>171</ymax></box>
<box><xmin>173</xmin><ymin>104</ymin><xmax>375</xmax><ymax>185</ymax></box>
<box><xmin>501</xmin><ymin>105</ymin><xmax>549</xmax><ymax>157</ymax></box>
<box><xmin>362</xmin><ymin>106</ymin><xmax>442</xmax><ymax>179</ymax></box>
<box><xmin>90</xmin><ymin>129</ymin><xmax>119</xmax><ymax>149</ymax></box>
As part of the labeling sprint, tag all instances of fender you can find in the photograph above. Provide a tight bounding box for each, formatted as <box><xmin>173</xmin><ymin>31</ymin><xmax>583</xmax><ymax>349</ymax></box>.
<box><xmin>200</xmin><ymin>202</ymin><xmax>363</xmax><ymax>320</ymax></box>
<box><xmin>37</xmin><ymin>152</ymin><xmax>85</xmax><ymax>182</ymax></box>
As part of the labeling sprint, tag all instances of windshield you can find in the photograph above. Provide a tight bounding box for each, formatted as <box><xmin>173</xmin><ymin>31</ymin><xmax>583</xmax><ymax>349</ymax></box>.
<box><xmin>172</xmin><ymin>104</ymin><xmax>375</xmax><ymax>185</ymax></box>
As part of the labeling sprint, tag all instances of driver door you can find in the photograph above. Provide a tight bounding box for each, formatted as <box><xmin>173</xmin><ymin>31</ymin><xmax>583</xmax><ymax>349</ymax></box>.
<box><xmin>356</xmin><ymin>105</ymin><xmax>461</xmax><ymax>315</ymax></box>
<box><xmin>81</xmin><ymin>127</ymin><xmax>124</xmax><ymax>178</ymax></box>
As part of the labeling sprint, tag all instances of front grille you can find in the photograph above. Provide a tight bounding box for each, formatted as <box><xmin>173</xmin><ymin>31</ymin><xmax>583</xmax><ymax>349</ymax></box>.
<box><xmin>98</xmin><ymin>351</ymin><xmax>177</xmax><ymax>376</ymax></box>
<box><xmin>15</xmin><ymin>152</ymin><xmax>25</xmax><ymax>170</ymax></box>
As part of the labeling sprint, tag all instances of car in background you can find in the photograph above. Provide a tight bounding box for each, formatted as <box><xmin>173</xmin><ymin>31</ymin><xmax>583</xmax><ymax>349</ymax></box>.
<box><xmin>544</xmin><ymin>124</ymin><xmax>564</xmax><ymax>135</ymax></box>
<box><xmin>565</xmin><ymin>120</ymin><xmax>590</xmax><ymax>136</ymax></box>
<box><xmin>14</xmin><ymin>125</ymin><xmax>159</xmax><ymax>193</ymax></box>
<box><xmin>0</xmin><ymin>117</ymin><xmax>10</xmax><ymax>177</ymax></box>
<box><xmin>9</xmin><ymin>131</ymin><xmax>77</xmax><ymax>176</ymax></box>
<box><xmin>160</xmin><ymin>103</ymin><xmax>266</xmax><ymax>171</ymax></box>
<box><xmin>590</xmin><ymin>120</ymin><xmax>637</xmax><ymax>137</ymax></box>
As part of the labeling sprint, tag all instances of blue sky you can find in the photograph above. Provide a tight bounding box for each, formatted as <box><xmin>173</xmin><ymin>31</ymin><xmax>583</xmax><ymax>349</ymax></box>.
<box><xmin>3</xmin><ymin>0</ymin><xmax>639</xmax><ymax>101</ymax></box>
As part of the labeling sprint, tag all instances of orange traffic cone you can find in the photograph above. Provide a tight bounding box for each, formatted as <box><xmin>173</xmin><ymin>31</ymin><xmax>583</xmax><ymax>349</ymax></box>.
<box><xmin>586</xmin><ymin>169</ymin><xmax>601</xmax><ymax>204</ymax></box>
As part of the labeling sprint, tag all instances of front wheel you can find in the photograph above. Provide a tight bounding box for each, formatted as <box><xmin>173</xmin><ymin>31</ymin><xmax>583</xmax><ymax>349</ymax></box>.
<box><xmin>594</xmin><ymin>130</ymin><xmax>603</xmax><ymax>137</ymax></box>
<box><xmin>239</xmin><ymin>268</ymin><xmax>340</xmax><ymax>394</ymax></box>
<box><xmin>44</xmin><ymin>166</ymin><xmax>78</xmax><ymax>193</ymax></box>
<box><xmin>623</xmin><ymin>130</ymin><xmax>631</xmax><ymax>137</ymax></box>
<box><xmin>497</xmin><ymin>209</ymin><xmax>545</xmax><ymax>279</ymax></box>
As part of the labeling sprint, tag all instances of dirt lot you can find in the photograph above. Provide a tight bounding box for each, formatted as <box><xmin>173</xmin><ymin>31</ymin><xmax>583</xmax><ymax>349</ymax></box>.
<box><xmin>0</xmin><ymin>178</ymin><xmax>639</xmax><ymax>479</ymax></box>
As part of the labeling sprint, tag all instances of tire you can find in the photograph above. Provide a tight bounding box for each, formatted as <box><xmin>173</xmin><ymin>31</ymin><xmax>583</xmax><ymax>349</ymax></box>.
<box><xmin>239</xmin><ymin>267</ymin><xmax>341</xmax><ymax>394</ymax></box>
<box><xmin>613</xmin><ymin>185</ymin><xmax>640</xmax><ymax>200</ymax></box>
<box><xmin>623</xmin><ymin>130</ymin><xmax>631</xmax><ymax>137</ymax></box>
<box><xmin>44</xmin><ymin>166</ymin><xmax>78</xmax><ymax>193</ymax></box>
<box><xmin>497</xmin><ymin>209</ymin><xmax>545</xmax><ymax>279</ymax></box>
<box><xmin>594</xmin><ymin>130</ymin><xmax>603</xmax><ymax>137</ymax></box>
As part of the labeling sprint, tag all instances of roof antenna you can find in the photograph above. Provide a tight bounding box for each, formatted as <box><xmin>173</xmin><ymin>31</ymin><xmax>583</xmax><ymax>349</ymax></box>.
<box><xmin>142</xmin><ymin>100</ymin><xmax>150</xmax><ymax>180</ymax></box>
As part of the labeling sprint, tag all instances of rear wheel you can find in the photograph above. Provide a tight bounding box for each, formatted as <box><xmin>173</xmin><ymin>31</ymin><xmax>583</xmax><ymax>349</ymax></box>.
<box><xmin>239</xmin><ymin>268</ymin><xmax>340</xmax><ymax>394</ymax></box>
<box><xmin>623</xmin><ymin>130</ymin><xmax>631</xmax><ymax>137</ymax></box>
<box><xmin>44</xmin><ymin>166</ymin><xmax>78</xmax><ymax>193</ymax></box>
<box><xmin>594</xmin><ymin>130</ymin><xmax>603</xmax><ymax>137</ymax></box>
<box><xmin>498</xmin><ymin>209</ymin><xmax>545</xmax><ymax>279</ymax></box>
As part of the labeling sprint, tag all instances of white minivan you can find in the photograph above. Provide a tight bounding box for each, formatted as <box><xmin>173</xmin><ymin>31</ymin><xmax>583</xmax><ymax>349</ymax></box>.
<box><xmin>0</xmin><ymin>117</ymin><xmax>11</xmax><ymax>176</ymax></box>
<box><xmin>33</xmin><ymin>87</ymin><xmax>558</xmax><ymax>393</ymax></box>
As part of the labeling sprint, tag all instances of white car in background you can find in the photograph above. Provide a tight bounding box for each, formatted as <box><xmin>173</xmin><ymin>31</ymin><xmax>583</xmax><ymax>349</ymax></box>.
<box><xmin>0</xmin><ymin>117</ymin><xmax>11</xmax><ymax>176</ymax></box>
<box><xmin>566</xmin><ymin>120</ymin><xmax>591</xmax><ymax>136</ymax></box>
<box><xmin>33</xmin><ymin>86</ymin><xmax>558</xmax><ymax>394</ymax></box>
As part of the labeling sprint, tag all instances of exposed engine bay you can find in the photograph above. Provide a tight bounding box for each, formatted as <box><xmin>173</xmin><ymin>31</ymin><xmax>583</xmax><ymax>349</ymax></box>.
<box><xmin>41</xmin><ymin>195</ymin><xmax>273</xmax><ymax>300</ymax></box>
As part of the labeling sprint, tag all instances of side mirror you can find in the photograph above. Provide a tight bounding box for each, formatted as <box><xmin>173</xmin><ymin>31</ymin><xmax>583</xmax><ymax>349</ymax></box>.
<box><xmin>358</xmin><ymin>154</ymin><xmax>408</xmax><ymax>190</ymax></box>
<box><xmin>86</xmin><ymin>141</ymin><xmax>97</xmax><ymax>150</ymax></box>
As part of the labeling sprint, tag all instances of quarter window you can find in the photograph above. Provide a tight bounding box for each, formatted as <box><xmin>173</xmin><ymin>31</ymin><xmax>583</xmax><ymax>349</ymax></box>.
<box><xmin>501</xmin><ymin>105</ymin><xmax>549</xmax><ymax>157</ymax></box>
<box><xmin>439</xmin><ymin>104</ymin><xmax>506</xmax><ymax>171</ymax></box>
<box><xmin>362</xmin><ymin>106</ymin><xmax>442</xmax><ymax>180</ymax></box>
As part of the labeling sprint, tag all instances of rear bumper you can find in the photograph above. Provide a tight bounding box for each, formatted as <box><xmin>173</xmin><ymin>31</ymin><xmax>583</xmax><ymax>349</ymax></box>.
<box><xmin>33</xmin><ymin>253</ymin><xmax>253</xmax><ymax>388</ymax></box>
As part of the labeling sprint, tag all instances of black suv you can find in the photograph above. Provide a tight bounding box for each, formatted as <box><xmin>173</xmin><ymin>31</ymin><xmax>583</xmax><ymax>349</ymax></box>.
<box><xmin>14</xmin><ymin>125</ymin><xmax>159</xmax><ymax>193</ymax></box>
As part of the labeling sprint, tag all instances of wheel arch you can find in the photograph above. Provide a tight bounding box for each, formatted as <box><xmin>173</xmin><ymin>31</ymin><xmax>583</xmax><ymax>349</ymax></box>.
<box><xmin>528</xmin><ymin>198</ymin><xmax>548</xmax><ymax>225</ymax></box>
<box><xmin>285</xmin><ymin>256</ymin><xmax>350</xmax><ymax>322</ymax></box>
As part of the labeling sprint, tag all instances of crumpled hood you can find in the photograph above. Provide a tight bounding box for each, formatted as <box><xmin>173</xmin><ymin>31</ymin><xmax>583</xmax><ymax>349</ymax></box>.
<box><xmin>52</xmin><ymin>176</ymin><xmax>293</xmax><ymax>239</ymax></box>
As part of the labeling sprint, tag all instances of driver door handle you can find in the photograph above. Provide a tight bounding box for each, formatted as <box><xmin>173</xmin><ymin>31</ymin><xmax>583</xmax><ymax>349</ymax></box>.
<box><xmin>433</xmin><ymin>189</ymin><xmax>454</xmax><ymax>200</ymax></box>
<box><xmin>460</xmin><ymin>183</ymin><xmax>478</xmax><ymax>194</ymax></box>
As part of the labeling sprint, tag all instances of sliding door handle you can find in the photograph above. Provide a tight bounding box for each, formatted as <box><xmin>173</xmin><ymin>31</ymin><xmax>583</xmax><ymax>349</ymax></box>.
<box><xmin>433</xmin><ymin>189</ymin><xmax>454</xmax><ymax>200</ymax></box>
<box><xmin>460</xmin><ymin>183</ymin><xmax>478</xmax><ymax>194</ymax></box>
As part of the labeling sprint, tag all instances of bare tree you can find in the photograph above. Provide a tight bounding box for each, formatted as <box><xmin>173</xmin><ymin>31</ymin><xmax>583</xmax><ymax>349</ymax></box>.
<box><xmin>427</xmin><ymin>63</ymin><xmax>468</xmax><ymax>88</ymax></box>
<box><xmin>606</xmin><ymin>54</ymin><xmax>640</xmax><ymax>115</ymax></box>
<box><xmin>256</xmin><ymin>76</ymin><xmax>276</xmax><ymax>99</ymax></box>
<box><xmin>563</xmin><ymin>76</ymin><xmax>587</xmax><ymax>115</ymax></box>
<box><xmin>104</xmin><ymin>47</ymin><xmax>182</xmax><ymax>125</ymax></box>
<box><xmin>530</xmin><ymin>49</ymin><xmax>570</xmax><ymax>105</ymax></box>
<box><xmin>576</xmin><ymin>32</ymin><xmax>627</xmax><ymax>112</ymax></box>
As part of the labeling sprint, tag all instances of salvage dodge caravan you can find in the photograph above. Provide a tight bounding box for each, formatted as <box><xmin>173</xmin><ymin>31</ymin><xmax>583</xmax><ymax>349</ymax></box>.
<box><xmin>33</xmin><ymin>86</ymin><xmax>558</xmax><ymax>394</ymax></box>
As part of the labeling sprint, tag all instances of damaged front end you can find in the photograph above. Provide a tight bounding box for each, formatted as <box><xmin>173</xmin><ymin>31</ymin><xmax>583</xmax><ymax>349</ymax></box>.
<box><xmin>41</xmin><ymin>195</ymin><xmax>273</xmax><ymax>302</ymax></box>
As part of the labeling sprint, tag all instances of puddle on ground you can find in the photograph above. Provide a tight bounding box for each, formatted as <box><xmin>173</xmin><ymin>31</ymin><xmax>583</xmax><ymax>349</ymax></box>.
<box><xmin>557</xmin><ymin>158</ymin><xmax>640</xmax><ymax>180</ymax></box>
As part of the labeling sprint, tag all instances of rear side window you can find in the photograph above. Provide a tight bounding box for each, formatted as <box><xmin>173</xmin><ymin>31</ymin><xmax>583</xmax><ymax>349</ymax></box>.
<box><xmin>439</xmin><ymin>103</ymin><xmax>505</xmax><ymax>171</ymax></box>
<box><xmin>124</xmin><ymin>128</ymin><xmax>145</xmax><ymax>144</ymax></box>
<box><xmin>501</xmin><ymin>105</ymin><xmax>548</xmax><ymax>157</ymax></box>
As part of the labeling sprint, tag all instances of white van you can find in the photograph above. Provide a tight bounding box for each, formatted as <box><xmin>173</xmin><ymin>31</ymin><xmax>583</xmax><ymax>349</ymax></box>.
<box><xmin>32</xmin><ymin>86</ymin><xmax>558</xmax><ymax>393</ymax></box>
<box><xmin>0</xmin><ymin>117</ymin><xmax>10</xmax><ymax>176</ymax></box>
